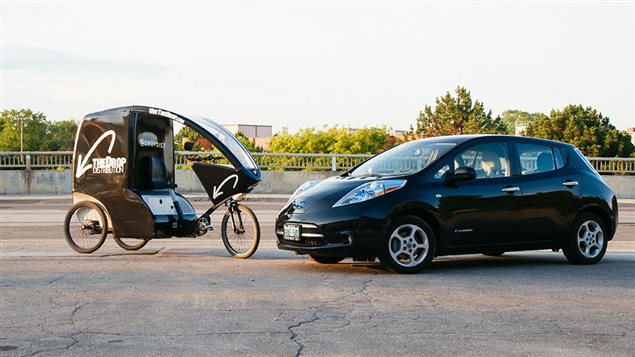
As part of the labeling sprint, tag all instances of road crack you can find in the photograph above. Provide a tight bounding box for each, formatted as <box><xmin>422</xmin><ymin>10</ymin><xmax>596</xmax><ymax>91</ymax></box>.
<box><xmin>287</xmin><ymin>311</ymin><xmax>319</xmax><ymax>357</ymax></box>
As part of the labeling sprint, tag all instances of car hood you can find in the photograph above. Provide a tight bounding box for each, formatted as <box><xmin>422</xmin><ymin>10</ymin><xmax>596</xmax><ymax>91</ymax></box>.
<box><xmin>282</xmin><ymin>174</ymin><xmax>408</xmax><ymax>215</ymax></box>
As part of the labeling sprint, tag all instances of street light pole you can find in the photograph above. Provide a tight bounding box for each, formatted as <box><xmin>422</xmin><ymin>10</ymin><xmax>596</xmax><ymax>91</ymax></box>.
<box><xmin>20</xmin><ymin>117</ymin><xmax>24</xmax><ymax>153</ymax></box>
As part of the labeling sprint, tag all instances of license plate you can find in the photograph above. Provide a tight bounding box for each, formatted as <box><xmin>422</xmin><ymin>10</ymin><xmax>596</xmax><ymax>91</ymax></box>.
<box><xmin>284</xmin><ymin>224</ymin><xmax>300</xmax><ymax>241</ymax></box>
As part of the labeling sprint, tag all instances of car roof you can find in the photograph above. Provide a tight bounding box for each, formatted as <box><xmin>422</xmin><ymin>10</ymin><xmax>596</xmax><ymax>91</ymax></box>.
<box><xmin>417</xmin><ymin>134</ymin><xmax>572</xmax><ymax>147</ymax></box>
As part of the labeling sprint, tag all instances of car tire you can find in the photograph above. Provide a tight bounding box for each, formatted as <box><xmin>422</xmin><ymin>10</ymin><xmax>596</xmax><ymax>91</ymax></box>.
<box><xmin>308</xmin><ymin>255</ymin><xmax>345</xmax><ymax>264</ymax></box>
<box><xmin>379</xmin><ymin>216</ymin><xmax>436</xmax><ymax>274</ymax></box>
<box><xmin>483</xmin><ymin>252</ymin><xmax>505</xmax><ymax>257</ymax></box>
<box><xmin>562</xmin><ymin>213</ymin><xmax>608</xmax><ymax>265</ymax></box>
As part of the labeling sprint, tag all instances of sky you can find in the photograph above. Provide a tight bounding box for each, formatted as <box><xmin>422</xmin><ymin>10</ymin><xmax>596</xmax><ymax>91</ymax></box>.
<box><xmin>1</xmin><ymin>1</ymin><xmax>634</xmax><ymax>133</ymax></box>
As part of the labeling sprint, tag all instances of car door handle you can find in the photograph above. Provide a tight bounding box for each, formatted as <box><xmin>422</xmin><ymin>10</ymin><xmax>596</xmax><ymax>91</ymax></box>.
<box><xmin>562</xmin><ymin>181</ymin><xmax>579</xmax><ymax>187</ymax></box>
<box><xmin>502</xmin><ymin>186</ymin><xmax>520</xmax><ymax>193</ymax></box>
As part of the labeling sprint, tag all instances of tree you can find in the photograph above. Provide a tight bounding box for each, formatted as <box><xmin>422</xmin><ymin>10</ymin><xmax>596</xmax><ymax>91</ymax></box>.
<box><xmin>0</xmin><ymin>109</ymin><xmax>53</xmax><ymax>151</ymax></box>
<box><xmin>269</xmin><ymin>126</ymin><xmax>395</xmax><ymax>154</ymax></box>
<box><xmin>409</xmin><ymin>86</ymin><xmax>507</xmax><ymax>137</ymax></box>
<box><xmin>43</xmin><ymin>120</ymin><xmax>78</xmax><ymax>151</ymax></box>
<box><xmin>270</xmin><ymin>127</ymin><xmax>336</xmax><ymax>154</ymax></box>
<box><xmin>525</xmin><ymin>105</ymin><xmax>634</xmax><ymax>157</ymax></box>
<box><xmin>174</xmin><ymin>126</ymin><xmax>205</xmax><ymax>151</ymax></box>
<box><xmin>235</xmin><ymin>131</ymin><xmax>263</xmax><ymax>152</ymax></box>
<box><xmin>330</xmin><ymin>127</ymin><xmax>395</xmax><ymax>154</ymax></box>
<box><xmin>500</xmin><ymin>110</ymin><xmax>547</xmax><ymax>135</ymax></box>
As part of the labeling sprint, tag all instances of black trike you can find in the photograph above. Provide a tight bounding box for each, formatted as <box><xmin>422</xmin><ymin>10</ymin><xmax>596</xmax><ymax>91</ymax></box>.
<box><xmin>64</xmin><ymin>106</ymin><xmax>262</xmax><ymax>258</ymax></box>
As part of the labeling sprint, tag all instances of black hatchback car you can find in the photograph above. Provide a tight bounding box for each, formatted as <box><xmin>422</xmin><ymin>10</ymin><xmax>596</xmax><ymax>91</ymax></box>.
<box><xmin>275</xmin><ymin>135</ymin><xmax>618</xmax><ymax>273</ymax></box>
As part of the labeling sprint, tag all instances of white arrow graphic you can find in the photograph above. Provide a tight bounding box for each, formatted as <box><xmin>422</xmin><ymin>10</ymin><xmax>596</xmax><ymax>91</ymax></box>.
<box><xmin>212</xmin><ymin>174</ymin><xmax>239</xmax><ymax>200</ymax></box>
<box><xmin>75</xmin><ymin>130</ymin><xmax>117</xmax><ymax>178</ymax></box>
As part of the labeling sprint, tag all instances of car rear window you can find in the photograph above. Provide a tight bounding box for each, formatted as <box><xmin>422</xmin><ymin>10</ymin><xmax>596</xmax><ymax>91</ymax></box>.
<box><xmin>517</xmin><ymin>143</ymin><xmax>562</xmax><ymax>175</ymax></box>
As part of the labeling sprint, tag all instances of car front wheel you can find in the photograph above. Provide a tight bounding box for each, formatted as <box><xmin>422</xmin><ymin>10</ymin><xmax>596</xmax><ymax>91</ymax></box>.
<box><xmin>380</xmin><ymin>216</ymin><xmax>436</xmax><ymax>274</ymax></box>
<box><xmin>563</xmin><ymin>213</ymin><xmax>608</xmax><ymax>265</ymax></box>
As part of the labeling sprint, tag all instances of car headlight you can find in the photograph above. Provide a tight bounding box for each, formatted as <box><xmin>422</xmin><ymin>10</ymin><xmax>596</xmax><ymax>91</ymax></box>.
<box><xmin>333</xmin><ymin>179</ymin><xmax>407</xmax><ymax>207</ymax></box>
<box><xmin>288</xmin><ymin>180</ymin><xmax>322</xmax><ymax>203</ymax></box>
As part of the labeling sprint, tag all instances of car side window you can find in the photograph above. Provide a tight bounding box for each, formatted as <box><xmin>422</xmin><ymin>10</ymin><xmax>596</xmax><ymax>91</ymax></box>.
<box><xmin>517</xmin><ymin>143</ymin><xmax>559</xmax><ymax>175</ymax></box>
<box><xmin>554</xmin><ymin>147</ymin><xmax>565</xmax><ymax>169</ymax></box>
<box><xmin>451</xmin><ymin>142</ymin><xmax>510</xmax><ymax>179</ymax></box>
<box><xmin>433</xmin><ymin>163</ymin><xmax>451</xmax><ymax>180</ymax></box>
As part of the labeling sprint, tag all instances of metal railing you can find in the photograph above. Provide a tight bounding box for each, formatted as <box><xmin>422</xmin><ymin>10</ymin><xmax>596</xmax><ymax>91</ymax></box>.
<box><xmin>587</xmin><ymin>157</ymin><xmax>635</xmax><ymax>174</ymax></box>
<box><xmin>175</xmin><ymin>152</ymin><xmax>372</xmax><ymax>171</ymax></box>
<box><xmin>0</xmin><ymin>151</ymin><xmax>73</xmax><ymax>169</ymax></box>
<box><xmin>1</xmin><ymin>151</ymin><xmax>634</xmax><ymax>174</ymax></box>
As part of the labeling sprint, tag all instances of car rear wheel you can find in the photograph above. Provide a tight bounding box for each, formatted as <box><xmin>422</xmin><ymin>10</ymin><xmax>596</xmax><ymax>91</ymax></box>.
<box><xmin>562</xmin><ymin>213</ymin><xmax>607</xmax><ymax>265</ymax></box>
<box><xmin>379</xmin><ymin>216</ymin><xmax>436</xmax><ymax>274</ymax></box>
<box><xmin>307</xmin><ymin>255</ymin><xmax>345</xmax><ymax>264</ymax></box>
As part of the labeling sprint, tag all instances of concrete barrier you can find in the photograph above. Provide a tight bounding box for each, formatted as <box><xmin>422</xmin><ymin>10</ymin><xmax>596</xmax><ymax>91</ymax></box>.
<box><xmin>175</xmin><ymin>170</ymin><xmax>336</xmax><ymax>194</ymax></box>
<box><xmin>0</xmin><ymin>170</ymin><xmax>72</xmax><ymax>195</ymax></box>
<box><xmin>1</xmin><ymin>169</ymin><xmax>634</xmax><ymax>198</ymax></box>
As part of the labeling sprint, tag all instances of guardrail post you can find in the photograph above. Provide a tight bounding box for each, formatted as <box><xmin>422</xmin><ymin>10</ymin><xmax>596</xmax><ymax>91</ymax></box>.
<box><xmin>331</xmin><ymin>155</ymin><xmax>337</xmax><ymax>171</ymax></box>
<box><xmin>25</xmin><ymin>154</ymin><xmax>31</xmax><ymax>170</ymax></box>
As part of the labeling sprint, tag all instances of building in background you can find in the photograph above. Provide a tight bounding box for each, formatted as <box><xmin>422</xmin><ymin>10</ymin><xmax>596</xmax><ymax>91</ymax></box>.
<box><xmin>515</xmin><ymin>123</ymin><xmax>528</xmax><ymax>136</ymax></box>
<box><xmin>627</xmin><ymin>127</ymin><xmax>635</xmax><ymax>146</ymax></box>
<box><xmin>344</xmin><ymin>127</ymin><xmax>405</xmax><ymax>138</ymax></box>
<box><xmin>222</xmin><ymin>124</ymin><xmax>272</xmax><ymax>151</ymax></box>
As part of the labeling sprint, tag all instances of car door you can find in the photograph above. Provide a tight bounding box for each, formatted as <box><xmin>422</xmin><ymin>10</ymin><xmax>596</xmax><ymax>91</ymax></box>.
<box><xmin>514</xmin><ymin>142</ymin><xmax>582</xmax><ymax>243</ymax></box>
<box><xmin>438</xmin><ymin>141</ymin><xmax>524</xmax><ymax>247</ymax></box>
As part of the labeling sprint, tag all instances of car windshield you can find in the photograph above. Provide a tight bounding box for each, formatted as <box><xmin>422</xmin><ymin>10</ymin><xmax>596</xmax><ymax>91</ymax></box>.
<box><xmin>349</xmin><ymin>140</ymin><xmax>456</xmax><ymax>177</ymax></box>
<box><xmin>188</xmin><ymin>116</ymin><xmax>257</xmax><ymax>170</ymax></box>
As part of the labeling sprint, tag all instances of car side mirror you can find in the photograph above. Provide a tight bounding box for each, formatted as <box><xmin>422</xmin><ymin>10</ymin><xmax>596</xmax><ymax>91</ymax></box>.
<box><xmin>184</xmin><ymin>141</ymin><xmax>194</xmax><ymax>151</ymax></box>
<box><xmin>445</xmin><ymin>167</ymin><xmax>476</xmax><ymax>184</ymax></box>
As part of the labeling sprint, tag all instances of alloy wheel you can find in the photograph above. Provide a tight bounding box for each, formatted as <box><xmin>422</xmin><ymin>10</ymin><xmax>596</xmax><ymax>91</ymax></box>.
<box><xmin>577</xmin><ymin>220</ymin><xmax>604</xmax><ymax>258</ymax></box>
<box><xmin>388</xmin><ymin>224</ymin><xmax>429</xmax><ymax>267</ymax></box>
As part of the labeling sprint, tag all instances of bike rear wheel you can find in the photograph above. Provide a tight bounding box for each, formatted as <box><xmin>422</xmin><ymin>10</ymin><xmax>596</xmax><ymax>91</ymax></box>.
<box><xmin>113</xmin><ymin>236</ymin><xmax>149</xmax><ymax>251</ymax></box>
<box><xmin>64</xmin><ymin>201</ymin><xmax>108</xmax><ymax>254</ymax></box>
<box><xmin>221</xmin><ymin>204</ymin><xmax>260</xmax><ymax>259</ymax></box>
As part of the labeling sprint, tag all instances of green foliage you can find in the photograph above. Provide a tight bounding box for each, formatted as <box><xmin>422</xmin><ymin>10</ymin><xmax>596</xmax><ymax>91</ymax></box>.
<box><xmin>500</xmin><ymin>110</ymin><xmax>548</xmax><ymax>135</ymax></box>
<box><xmin>270</xmin><ymin>126</ymin><xmax>396</xmax><ymax>154</ymax></box>
<box><xmin>235</xmin><ymin>131</ymin><xmax>263</xmax><ymax>152</ymax></box>
<box><xmin>410</xmin><ymin>86</ymin><xmax>507</xmax><ymax>137</ymax></box>
<box><xmin>175</xmin><ymin>126</ymin><xmax>264</xmax><ymax>153</ymax></box>
<box><xmin>525</xmin><ymin>105</ymin><xmax>634</xmax><ymax>157</ymax></box>
<box><xmin>174</xmin><ymin>126</ymin><xmax>204</xmax><ymax>151</ymax></box>
<box><xmin>42</xmin><ymin>120</ymin><xmax>78</xmax><ymax>151</ymax></box>
<box><xmin>0</xmin><ymin>109</ymin><xmax>77</xmax><ymax>151</ymax></box>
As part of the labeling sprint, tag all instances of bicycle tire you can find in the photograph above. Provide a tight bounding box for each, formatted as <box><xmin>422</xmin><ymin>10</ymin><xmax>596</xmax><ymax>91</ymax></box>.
<box><xmin>64</xmin><ymin>201</ymin><xmax>108</xmax><ymax>254</ymax></box>
<box><xmin>113</xmin><ymin>235</ymin><xmax>149</xmax><ymax>251</ymax></box>
<box><xmin>221</xmin><ymin>204</ymin><xmax>260</xmax><ymax>259</ymax></box>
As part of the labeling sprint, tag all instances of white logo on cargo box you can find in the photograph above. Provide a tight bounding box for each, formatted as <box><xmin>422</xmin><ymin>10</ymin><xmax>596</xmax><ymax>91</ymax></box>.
<box><xmin>75</xmin><ymin>130</ymin><xmax>127</xmax><ymax>178</ymax></box>
<box><xmin>91</xmin><ymin>156</ymin><xmax>127</xmax><ymax>174</ymax></box>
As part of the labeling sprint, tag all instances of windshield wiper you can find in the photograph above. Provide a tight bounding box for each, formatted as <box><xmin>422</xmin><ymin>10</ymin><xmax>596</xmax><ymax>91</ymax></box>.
<box><xmin>351</xmin><ymin>173</ymin><xmax>385</xmax><ymax>178</ymax></box>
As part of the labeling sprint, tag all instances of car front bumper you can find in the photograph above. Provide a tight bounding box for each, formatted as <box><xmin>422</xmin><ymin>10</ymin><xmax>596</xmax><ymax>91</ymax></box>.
<box><xmin>275</xmin><ymin>215</ymin><xmax>388</xmax><ymax>258</ymax></box>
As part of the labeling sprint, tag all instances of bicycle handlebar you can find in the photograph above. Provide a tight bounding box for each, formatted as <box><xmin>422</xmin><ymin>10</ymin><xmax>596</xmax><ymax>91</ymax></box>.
<box><xmin>186</xmin><ymin>155</ymin><xmax>220</xmax><ymax>162</ymax></box>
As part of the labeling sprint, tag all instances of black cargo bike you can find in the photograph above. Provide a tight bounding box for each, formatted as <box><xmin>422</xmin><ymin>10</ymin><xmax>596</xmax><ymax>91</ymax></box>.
<box><xmin>64</xmin><ymin>106</ymin><xmax>262</xmax><ymax>258</ymax></box>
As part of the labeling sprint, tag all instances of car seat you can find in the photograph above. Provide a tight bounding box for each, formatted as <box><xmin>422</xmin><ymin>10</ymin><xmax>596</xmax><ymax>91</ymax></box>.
<box><xmin>536</xmin><ymin>152</ymin><xmax>554</xmax><ymax>173</ymax></box>
<box><xmin>148</xmin><ymin>156</ymin><xmax>177</xmax><ymax>189</ymax></box>
<box><xmin>481</xmin><ymin>151</ymin><xmax>503</xmax><ymax>178</ymax></box>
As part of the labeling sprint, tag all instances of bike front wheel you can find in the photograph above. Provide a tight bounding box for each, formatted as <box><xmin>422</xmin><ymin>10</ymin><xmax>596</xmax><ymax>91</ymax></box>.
<box><xmin>221</xmin><ymin>204</ymin><xmax>260</xmax><ymax>259</ymax></box>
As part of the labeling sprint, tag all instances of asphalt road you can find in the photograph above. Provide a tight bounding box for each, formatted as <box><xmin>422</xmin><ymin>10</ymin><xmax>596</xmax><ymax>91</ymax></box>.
<box><xmin>1</xmin><ymin>200</ymin><xmax>634</xmax><ymax>356</ymax></box>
